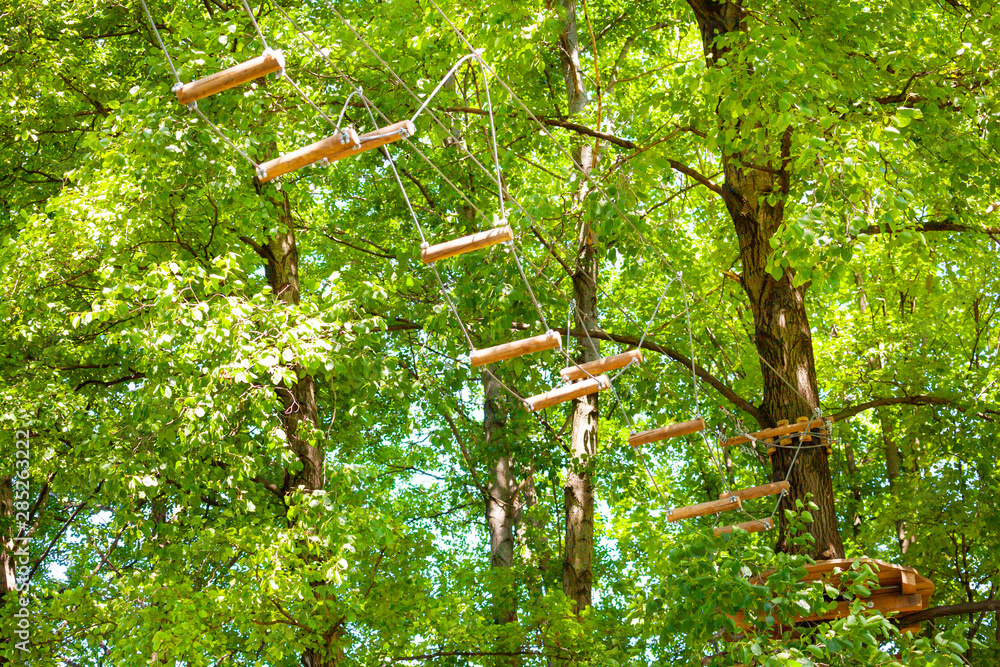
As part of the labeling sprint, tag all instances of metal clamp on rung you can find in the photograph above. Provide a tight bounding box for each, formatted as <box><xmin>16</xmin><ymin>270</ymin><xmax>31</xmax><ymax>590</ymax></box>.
<box><xmin>171</xmin><ymin>82</ymin><xmax>184</xmax><ymax>92</ymax></box>
<box><xmin>255</xmin><ymin>166</ymin><xmax>268</xmax><ymax>181</ymax></box>
<box><xmin>419</xmin><ymin>241</ymin><xmax>429</xmax><ymax>249</ymax></box>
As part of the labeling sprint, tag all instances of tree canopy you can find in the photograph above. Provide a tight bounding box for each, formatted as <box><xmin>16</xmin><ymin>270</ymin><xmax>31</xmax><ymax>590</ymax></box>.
<box><xmin>1</xmin><ymin>0</ymin><xmax>999</xmax><ymax>665</ymax></box>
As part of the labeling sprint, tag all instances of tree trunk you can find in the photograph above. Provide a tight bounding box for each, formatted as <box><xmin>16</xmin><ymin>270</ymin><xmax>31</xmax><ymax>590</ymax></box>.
<box><xmin>1</xmin><ymin>477</ymin><xmax>16</xmax><ymax>599</ymax></box>
<box><xmin>258</xmin><ymin>192</ymin><xmax>338</xmax><ymax>666</ymax></box>
<box><xmin>563</xmin><ymin>235</ymin><xmax>599</xmax><ymax>614</ymax></box>
<box><xmin>557</xmin><ymin>0</ymin><xmax>600</xmax><ymax>613</ymax></box>
<box><xmin>1</xmin><ymin>478</ymin><xmax>17</xmax><ymax>665</ymax></box>
<box><xmin>558</xmin><ymin>0</ymin><xmax>588</xmax><ymax>116</ymax></box>
<box><xmin>483</xmin><ymin>370</ymin><xmax>519</xmax><ymax>626</ymax></box>
<box><xmin>264</xmin><ymin>194</ymin><xmax>325</xmax><ymax>493</ymax></box>
<box><xmin>687</xmin><ymin>0</ymin><xmax>844</xmax><ymax>559</ymax></box>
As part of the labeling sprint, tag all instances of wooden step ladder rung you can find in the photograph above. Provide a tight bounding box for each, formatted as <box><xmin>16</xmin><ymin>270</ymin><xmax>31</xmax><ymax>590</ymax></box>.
<box><xmin>629</xmin><ymin>418</ymin><xmax>705</xmax><ymax>448</ymax></box>
<box><xmin>256</xmin><ymin>128</ymin><xmax>361</xmax><ymax>183</ymax></box>
<box><xmin>560</xmin><ymin>349</ymin><xmax>642</xmax><ymax>383</ymax></box>
<box><xmin>257</xmin><ymin>120</ymin><xmax>416</xmax><ymax>184</ymax></box>
<box><xmin>470</xmin><ymin>330</ymin><xmax>561</xmax><ymax>367</ymax></box>
<box><xmin>668</xmin><ymin>494</ymin><xmax>742</xmax><ymax>522</ymax></box>
<box><xmin>724</xmin><ymin>415</ymin><xmax>828</xmax><ymax>448</ymax></box>
<box><xmin>714</xmin><ymin>516</ymin><xmax>773</xmax><ymax>536</ymax></box>
<box><xmin>175</xmin><ymin>50</ymin><xmax>285</xmax><ymax>106</ymax></box>
<box><xmin>524</xmin><ymin>374</ymin><xmax>610</xmax><ymax>413</ymax></box>
<box><xmin>718</xmin><ymin>480</ymin><xmax>789</xmax><ymax>502</ymax></box>
<box><xmin>420</xmin><ymin>225</ymin><xmax>513</xmax><ymax>263</ymax></box>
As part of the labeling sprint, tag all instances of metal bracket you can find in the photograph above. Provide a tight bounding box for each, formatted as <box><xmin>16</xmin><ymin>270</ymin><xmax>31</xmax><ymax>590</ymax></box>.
<box><xmin>255</xmin><ymin>166</ymin><xmax>268</xmax><ymax>181</ymax></box>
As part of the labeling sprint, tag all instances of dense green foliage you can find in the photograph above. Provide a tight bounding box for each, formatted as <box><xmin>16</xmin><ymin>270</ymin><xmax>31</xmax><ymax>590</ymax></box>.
<box><xmin>1</xmin><ymin>0</ymin><xmax>998</xmax><ymax>665</ymax></box>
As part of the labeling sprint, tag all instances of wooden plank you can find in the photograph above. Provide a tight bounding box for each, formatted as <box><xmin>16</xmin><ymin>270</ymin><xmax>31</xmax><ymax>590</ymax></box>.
<box><xmin>256</xmin><ymin>128</ymin><xmax>361</xmax><ymax>184</ymax></box>
<box><xmin>470</xmin><ymin>330</ymin><xmax>561</xmax><ymax>367</ymax></box>
<box><xmin>724</xmin><ymin>415</ymin><xmax>828</xmax><ymax>448</ymax></box>
<box><xmin>714</xmin><ymin>517</ymin><xmax>773</xmax><ymax>536</ymax></box>
<box><xmin>258</xmin><ymin>120</ymin><xmax>416</xmax><ymax>184</ymax></box>
<box><xmin>797</xmin><ymin>593</ymin><xmax>924</xmax><ymax>623</ymax></box>
<box><xmin>176</xmin><ymin>51</ymin><xmax>285</xmax><ymax>105</ymax></box>
<box><xmin>755</xmin><ymin>558</ymin><xmax>934</xmax><ymax>595</ymax></box>
<box><xmin>420</xmin><ymin>225</ymin><xmax>513</xmax><ymax>263</ymax></box>
<box><xmin>524</xmin><ymin>374</ymin><xmax>610</xmax><ymax>413</ymax></box>
<box><xmin>900</xmin><ymin>569</ymin><xmax>916</xmax><ymax>595</ymax></box>
<box><xmin>629</xmin><ymin>418</ymin><xmax>706</xmax><ymax>448</ymax></box>
<box><xmin>719</xmin><ymin>481</ymin><xmax>789</xmax><ymax>502</ymax></box>
<box><xmin>668</xmin><ymin>494</ymin><xmax>741</xmax><ymax>522</ymax></box>
<box><xmin>560</xmin><ymin>349</ymin><xmax>642</xmax><ymax>383</ymax></box>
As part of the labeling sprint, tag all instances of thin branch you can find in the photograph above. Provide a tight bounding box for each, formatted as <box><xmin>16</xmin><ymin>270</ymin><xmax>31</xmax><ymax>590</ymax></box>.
<box><xmin>556</xmin><ymin>326</ymin><xmax>763</xmax><ymax>424</ymax></box>
<box><xmin>668</xmin><ymin>159</ymin><xmax>726</xmax><ymax>198</ymax></box>
<box><xmin>858</xmin><ymin>220</ymin><xmax>1000</xmax><ymax>237</ymax></box>
<box><xmin>829</xmin><ymin>395</ymin><xmax>997</xmax><ymax>423</ymax></box>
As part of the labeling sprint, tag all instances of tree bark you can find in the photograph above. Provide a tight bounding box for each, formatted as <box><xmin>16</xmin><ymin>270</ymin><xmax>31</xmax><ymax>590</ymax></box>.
<box><xmin>558</xmin><ymin>0</ymin><xmax>589</xmax><ymax>116</ymax></box>
<box><xmin>1</xmin><ymin>477</ymin><xmax>16</xmax><ymax>599</ymax></box>
<box><xmin>264</xmin><ymin>194</ymin><xmax>325</xmax><ymax>493</ymax></box>
<box><xmin>557</xmin><ymin>0</ymin><xmax>601</xmax><ymax>614</ymax></box>
<box><xmin>563</xmin><ymin>233</ymin><xmax>599</xmax><ymax>615</ymax></box>
<box><xmin>483</xmin><ymin>370</ymin><xmax>519</xmax><ymax>627</ymax></box>
<box><xmin>686</xmin><ymin>0</ymin><xmax>844</xmax><ymax>559</ymax></box>
<box><xmin>258</xmin><ymin>192</ymin><xmax>338</xmax><ymax>666</ymax></box>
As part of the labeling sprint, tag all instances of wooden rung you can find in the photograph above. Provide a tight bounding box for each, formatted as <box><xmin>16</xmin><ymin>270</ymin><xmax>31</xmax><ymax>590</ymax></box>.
<box><xmin>256</xmin><ymin>128</ymin><xmax>361</xmax><ymax>183</ymax></box>
<box><xmin>778</xmin><ymin>419</ymin><xmax>792</xmax><ymax>445</ymax></box>
<box><xmin>560</xmin><ymin>349</ymin><xmax>643</xmax><ymax>383</ymax></box>
<box><xmin>257</xmin><ymin>120</ymin><xmax>415</xmax><ymax>183</ymax></box>
<box><xmin>175</xmin><ymin>51</ymin><xmax>285</xmax><ymax>106</ymax></box>
<box><xmin>719</xmin><ymin>481</ymin><xmax>789</xmax><ymax>502</ymax></box>
<box><xmin>629</xmin><ymin>418</ymin><xmax>705</xmax><ymax>448</ymax></box>
<box><xmin>724</xmin><ymin>415</ymin><xmax>828</xmax><ymax>448</ymax></box>
<box><xmin>797</xmin><ymin>416</ymin><xmax>812</xmax><ymax>442</ymax></box>
<box><xmin>900</xmin><ymin>569</ymin><xmax>916</xmax><ymax>595</ymax></box>
<box><xmin>798</xmin><ymin>592</ymin><xmax>923</xmax><ymax>623</ymax></box>
<box><xmin>714</xmin><ymin>517</ymin><xmax>773</xmax><ymax>536</ymax></box>
<box><xmin>667</xmin><ymin>494</ymin><xmax>742</xmax><ymax>522</ymax></box>
<box><xmin>524</xmin><ymin>374</ymin><xmax>610</xmax><ymax>413</ymax></box>
<box><xmin>470</xmin><ymin>330</ymin><xmax>561</xmax><ymax>367</ymax></box>
<box><xmin>420</xmin><ymin>225</ymin><xmax>513</xmax><ymax>263</ymax></box>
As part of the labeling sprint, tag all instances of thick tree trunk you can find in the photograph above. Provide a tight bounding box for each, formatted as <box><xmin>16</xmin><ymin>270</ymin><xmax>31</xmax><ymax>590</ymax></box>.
<box><xmin>483</xmin><ymin>370</ymin><xmax>519</xmax><ymax>625</ymax></box>
<box><xmin>264</xmin><ymin>195</ymin><xmax>324</xmax><ymax>493</ymax></box>
<box><xmin>1</xmin><ymin>477</ymin><xmax>16</xmax><ymax>598</ymax></box>
<box><xmin>556</xmin><ymin>0</ymin><xmax>601</xmax><ymax>615</ymax></box>
<box><xmin>1</xmin><ymin>478</ymin><xmax>17</xmax><ymax>665</ymax></box>
<box><xmin>563</xmin><ymin>238</ymin><xmax>599</xmax><ymax>614</ymax></box>
<box><xmin>687</xmin><ymin>0</ymin><xmax>844</xmax><ymax>559</ymax></box>
<box><xmin>558</xmin><ymin>0</ymin><xmax>588</xmax><ymax>115</ymax></box>
<box><xmin>259</xmin><ymin>192</ymin><xmax>338</xmax><ymax>665</ymax></box>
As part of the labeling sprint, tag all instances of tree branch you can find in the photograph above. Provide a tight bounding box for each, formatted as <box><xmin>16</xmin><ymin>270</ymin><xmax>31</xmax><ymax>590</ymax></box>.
<box><xmin>442</xmin><ymin>106</ymin><xmax>636</xmax><ymax>149</ymax></box>
<box><xmin>556</xmin><ymin>327</ymin><xmax>764</xmax><ymax>424</ymax></box>
<box><xmin>668</xmin><ymin>159</ymin><xmax>726</xmax><ymax>198</ymax></box>
<box><xmin>896</xmin><ymin>599</ymin><xmax>1000</xmax><ymax>626</ymax></box>
<box><xmin>828</xmin><ymin>395</ymin><xmax>997</xmax><ymax>423</ymax></box>
<box><xmin>858</xmin><ymin>220</ymin><xmax>1000</xmax><ymax>237</ymax></box>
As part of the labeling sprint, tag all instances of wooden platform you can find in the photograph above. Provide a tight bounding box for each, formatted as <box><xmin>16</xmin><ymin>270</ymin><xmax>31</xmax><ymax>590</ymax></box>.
<box><xmin>733</xmin><ymin>558</ymin><xmax>933</xmax><ymax>631</ymax></box>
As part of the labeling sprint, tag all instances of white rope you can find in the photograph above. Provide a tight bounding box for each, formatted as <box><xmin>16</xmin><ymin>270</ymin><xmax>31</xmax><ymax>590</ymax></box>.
<box><xmin>409</xmin><ymin>53</ymin><xmax>480</xmax><ymax>125</ymax></box>
<box><xmin>239</xmin><ymin>0</ymin><xmax>270</xmax><ymax>51</ymax></box>
<box><xmin>138</xmin><ymin>0</ymin><xmax>182</xmax><ymax>86</ymax></box>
